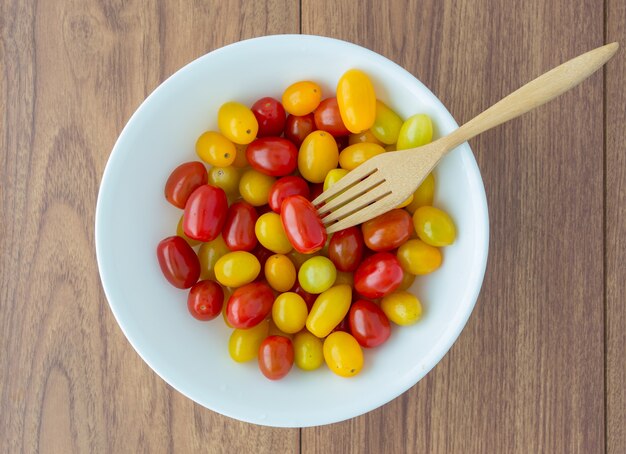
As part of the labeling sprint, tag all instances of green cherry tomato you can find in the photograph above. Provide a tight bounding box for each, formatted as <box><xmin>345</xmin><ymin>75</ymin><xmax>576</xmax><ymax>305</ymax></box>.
<box><xmin>228</xmin><ymin>319</ymin><xmax>270</xmax><ymax>362</ymax></box>
<box><xmin>396</xmin><ymin>114</ymin><xmax>433</xmax><ymax>150</ymax></box>
<box><xmin>198</xmin><ymin>235</ymin><xmax>230</xmax><ymax>280</ymax></box>
<box><xmin>298</xmin><ymin>256</ymin><xmax>337</xmax><ymax>294</ymax></box>
<box><xmin>371</xmin><ymin>100</ymin><xmax>403</xmax><ymax>145</ymax></box>
<box><xmin>406</xmin><ymin>173</ymin><xmax>435</xmax><ymax>214</ymax></box>
<box><xmin>413</xmin><ymin>206</ymin><xmax>456</xmax><ymax>246</ymax></box>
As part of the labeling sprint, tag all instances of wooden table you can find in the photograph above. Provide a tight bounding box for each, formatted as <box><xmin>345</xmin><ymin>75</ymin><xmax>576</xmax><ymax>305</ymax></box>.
<box><xmin>1</xmin><ymin>1</ymin><xmax>624</xmax><ymax>452</ymax></box>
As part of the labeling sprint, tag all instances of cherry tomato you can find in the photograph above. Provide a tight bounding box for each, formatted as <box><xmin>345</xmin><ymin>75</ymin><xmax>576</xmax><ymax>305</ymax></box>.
<box><xmin>323</xmin><ymin>168</ymin><xmax>349</xmax><ymax>192</ymax></box>
<box><xmin>217</xmin><ymin>101</ymin><xmax>258</xmax><ymax>145</ymax></box>
<box><xmin>258</xmin><ymin>336</ymin><xmax>294</xmax><ymax>380</ymax></box>
<box><xmin>293</xmin><ymin>331</ymin><xmax>324</xmax><ymax>371</ymax></box>
<box><xmin>371</xmin><ymin>101</ymin><xmax>403</xmax><ymax>145</ymax></box>
<box><xmin>282</xmin><ymin>81</ymin><xmax>322</xmax><ymax>116</ymax></box>
<box><xmin>232</xmin><ymin>143</ymin><xmax>250</xmax><ymax>168</ymax></box>
<box><xmin>284</xmin><ymin>113</ymin><xmax>316</xmax><ymax>147</ymax></box>
<box><xmin>246</xmin><ymin>137</ymin><xmax>298</xmax><ymax>176</ymax></box>
<box><xmin>214</xmin><ymin>251</ymin><xmax>261</xmax><ymax>287</ymax></box>
<box><xmin>165</xmin><ymin>161</ymin><xmax>208</xmax><ymax>209</ymax></box>
<box><xmin>272</xmin><ymin>292</ymin><xmax>308</xmax><ymax>333</ymax></box>
<box><xmin>309</xmin><ymin>183</ymin><xmax>324</xmax><ymax>201</ymax></box>
<box><xmin>251</xmin><ymin>97</ymin><xmax>286</xmax><ymax>137</ymax></box>
<box><xmin>397</xmin><ymin>239</ymin><xmax>442</xmax><ymax>275</ymax></box>
<box><xmin>348</xmin><ymin>129</ymin><xmax>384</xmax><ymax>146</ymax></box>
<box><xmin>265</xmin><ymin>254</ymin><xmax>296</xmax><ymax>292</ymax></box>
<box><xmin>349</xmin><ymin>299</ymin><xmax>391</xmax><ymax>348</ymax></box>
<box><xmin>291</xmin><ymin>281</ymin><xmax>317</xmax><ymax>311</ymax></box>
<box><xmin>226</xmin><ymin>282</ymin><xmax>274</xmax><ymax>328</ymax></box>
<box><xmin>183</xmin><ymin>185</ymin><xmax>228</xmax><ymax>242</ymax></box>
<box><xmin>156</xmin><ymin>236</ymin><xmax>200</xmax><ymax>289</ymax></box>
<box><xmin>176</xmin><ymin>215</ymin><xmax>200</xmax><ymax>247</ymax></box>
<box><xmin>314</xmin><ymin>97</ymin><xmax>350</xmax><ymax>136</ymax></box>
<box><xmin>221</xmin><ymin>287</ymin><xmax>233</xmax><ymax>327</ymax></box>
<box><xmin>413</xmin><ymin>206</ymin><xmax>456</xmax><ymax>246</ymax></box>
<box><xmin>298</xmin><ymin>131</ymin><xmax>339</xmax><ymax>183</ymax></box>
<box><xmin>332</xmin><ymin>314</ymin><xmax>352</xmax><ymax>334</ymax></box>
<box><xmin>334</xmin><ymin>270</ymin><xmax>354</xmax><ymax>287</ymax></box>
<box><xmin>336</xmin><ymin>69</ymin><xmax>376</xmax><ymax>134</ymax></box>
<box><xmin>196</xmin><ymin>131</ymin><xmax>237</xmax><ymax>167</ymax></box>
<box><xmin>396</xmin><ymin>114</ymin><xmax>433</xmax><ymax>150</ymax></box>
<box><xmin>361</xmin><ymin>209</ymin><xmax>412</xmax><ymax>251</ymax></box>
<box><xmin>335</xmin><ymin>135</ymin><xmax>350</xmax><ymax>152</ymax></box>
<box><xmin>354</xmin><ymin>252</ymin><xmax>403</xmax><ymax>299</ymax></box>
<box><xmin>298</xmin><ymin>256</ymin><xmax>337</xmax><ymax>294</ymax></box>
<box><xmin>406</xmin><ymin>173</ymin><xmax>435</xmax><ymax>214</ymax></box>
<box><xmin>251</xmin><ymin>243</ymin><xmax>274</xmax><ymax>272</ymax></box>
<box><xmin>222</xmin><ymin>201</ymin><xmax>258</xmax><ymax>252</ymax></box>
<box><xmin>268</xmin><ymin>176</ymin><xmax>310</xmax><ymax>213</ymax></box>
<box><xmin>281</xmin><ymin>195</ymin><xmax>327</xmax><ymax>254</ymax></box>
<box><xmin>306</xmin><ymin>284</ymin><xmax>352</xmax><ymax>338</ymax></box>
<box><xmin>255</xmin><ymin>212</ymin><xmax>293</xmax><ymax>254</ymax></box>
<box><xmin>208</xmin><ymin>166</ymin><xmax>240</xmax><ymax>195</ymax></box>
<box><xmin>239</xmin><ymin>169</ymin><xmax>275</xmax><ymax>206</ymax></box>
<box><xmin>198</xmin><ymin>235</ymin><xmax>229</xmax><ymax>280</ymax></box>
<box><xmin>228</xmin><ymin>320</ymin><xmax>270</xmax><ymax>362</ymax></box>
<box><xmin>187</xmin><ymin>280</ymin><xmax>224</xmax><ymax>321</ymax></box>
<box><xmin>323</xmin><ymin>331</ymin><xmax>363</xmax><ymax>377</ymax></box>
<box><xmin>338</xmin><ymin>142</ymin><xmax>385</xmax><ymax>170</ymax></box>
<box><xmin>381</xmin><ymin>291</ymin><xmax>423</xmax><ymax>325</ymax></box>
<box><xmin>328</xmin><ymin>226</ymin><xmax>364</xmax><ymax>272</ymax></box>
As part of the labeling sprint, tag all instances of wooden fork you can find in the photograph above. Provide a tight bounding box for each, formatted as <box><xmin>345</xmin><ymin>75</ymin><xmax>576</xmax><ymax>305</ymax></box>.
<box><xmin>315</xmin><ymin>42</ymin><xmax>619</xmax><ymax>233</ymax></box>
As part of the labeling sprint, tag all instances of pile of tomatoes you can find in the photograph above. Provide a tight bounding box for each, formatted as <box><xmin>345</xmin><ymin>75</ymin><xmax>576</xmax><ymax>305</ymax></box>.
<box><xmin>156</xmin><ymin>70</ymin><xmax>457</xmax><ymax>380</ymax></box>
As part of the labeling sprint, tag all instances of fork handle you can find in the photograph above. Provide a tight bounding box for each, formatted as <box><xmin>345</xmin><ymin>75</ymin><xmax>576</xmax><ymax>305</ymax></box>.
<box><xmin>441</xmin><ymin>42</ymin><xmax>618</xmax><ymax>151</ymax></box>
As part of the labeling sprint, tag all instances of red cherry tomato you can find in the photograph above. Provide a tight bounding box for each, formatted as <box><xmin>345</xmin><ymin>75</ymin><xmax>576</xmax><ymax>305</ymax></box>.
<box><xmin>354</xmin><ymin>252</ymin><xmax>403</xmax><ymax>299</ymax></box>
<box><xmin>187</xmin><ymin>280</ymin><xmax>224</xmax><ymax>321</ymax></box>
<box><xmin>226</xmin><ymin>282</ymin><xmax>274</xmax><ymax>328</ymax></box>
<box><xmin>183</xmin><ymin>185</ymin><xmax>228</xmax><ymax>242</ymax></box>
<box><xmin>251</xmin><ymin>97</ymin><xmax>286</xmax><ymax>137</ymax></box>
<box><xmin>336</xmin><ymin>135</ymin><xmax>349</xmax><ymax>152</ymax></box>
<box><xmin>361</xmin><ymin>209</ymin><xmax>413</xmax><ymax>251</ymax></box>
<box><xmin>156</xmin><ymin>236</ymin><xmax>200</xmax><ymax>289</ymax></box>
<box><xmin>222</xmin><ymin>201</ymin><xmax>258</xmax><ymax>251</ymax></box>
<box><xmin>251</xmin><ymin>243</ymin><xmax>274</xmax><ymax>276</ymax></box>
<box><xmin>291</xmin><ymin>281</ymin><xmax>317</xmax><ymax>311</ymax></box>
<box><xmin>349</xmin><ymin>299</ymin><xmax>391</xmax><ymax>347</ymax></box>
<box><xmin>164</xmin><ymin>161</ymin><xmax>207</xmax><ymax>209</ymax></box>
<box><xmin>258</xmin><ymin>335</ymin><xmax>294</xmax><ymax>380</ymax></box>
<box><xmin>284</xmin><ymin>113</ymin><xmax>316</xmax><ymax>147</ymax></box>
<box><xmin>280</xmin><ymin>195</ymin><xmax>327</xmax><ymax>254</ymax></box>
<box><xmin>246</xmin><ymin>137</ymin><xmax>298</xmax><ymax>176</ymax></box>
<box><xmin>332</xmin><ymin>314</ymin><xmax>352</xmax><ymax>334</ymax></box>
<box><xmin>328</xmin><ymin>226</ymin><xmax>364</xmax><ymax>272</ymax></box>
<box><xmin>309</xmin><ymin>183</ymin><xmax>324</xmax><ymax>201</ymax></box>
<box><xmin>268</xmin><ymin>176</ymin><xmax>310</xmax><ymax>213</ymax></box>
<box><xmin>314</xmin><ymin>97</ymin><xmax>351</xmax><ymax>137</ymax></box>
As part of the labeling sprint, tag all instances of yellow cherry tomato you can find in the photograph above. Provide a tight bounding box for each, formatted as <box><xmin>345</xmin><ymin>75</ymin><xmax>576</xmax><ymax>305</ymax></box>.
<box><xmin>222</xmin><ymin>287</ymin><xmax>233</xmax><ymax>327</ymax></box>
<box><xmin>381</xmin><ymin>291</ymin><xmax>423</xmax><ymax>326</ymax></box>
<box><xmin>176</xmin><ymin>215</ymin><xmax>200</xmax><ymax>247</ymax></box>
<box><xmin>217</xmin><ymin>101</ymin><xmax>258</xmax><ymax>145</ymax></box>
<box><xmin>298</xmin><ymin>131</ymin><xmax>339</xmax><ymax>183</ymax></box>
<box><xmin>208</xmin><ymin>166</ymin><xmax>240</xmax><ymax>195</ymax></box>
<box><xmin>265</xmin><ymin>254</ymin><xmax>297</xmax><ymax>292</ymax></box>
<box><xmin>397</xmin><ymin>239</ymin><xmax>442</xmax><ymax>275</ymax></box>
<box><xmin>348</xmin><ymin>129</ymin><xmax>384</xmax><ymax>146</ymax></box>
<box><xmin>371</xmin><ymin>101</ymin><xmax>403</xmax><ymax>145</ymax></box>
<box><xmin>293</xmin><ymin>331</ymin><xmax>324</xmax><ymax>371</ymax></box>
<box><xmin>255</xmin><ymin>212</ymin><xmax>293</xmax><ymax>254</ymax></box>
<box><xmin>239</xmin><ymin>169</ymin><xmax>275</xmax><ymax>206</ymax></box>
<box><xmin>396</xmin><ymin>114</ymin><xmax>433</xmax><ymax>150</ymax></box>
<box><xmin>196</xmin><ymin>131</ymin><xmax>236</xmax><ymax>167</ymax></box>
<box><xmin>306</xmin><ymin>284</ymin><xmax>351</xmax><ymax>337</ymax></box>
<box><xmin>232</xmin><ymin>143</ymin><xmax>250</xmax><ymax>168</ymax></box>
<box><xmin>228</xmin><ymin>320</ymin><xmax>270</xmax><ymax>362</ymax></box>
<box><xmin>282</xmin><ymin>81</ymin><xmax>322</xmax><ymax>116</ymax></box>
<box><xmin>336</xmin><ymin>69</ymin><xmax>376</xmax><ymax>134</ymax></box>
<box><xmin>406</xmin><ymin>173</ymin><xmax>435</xmax><ymax>214</ymax></box>
<box><xmin>395</xmin><ymin>195</ymin><xmax>414</xmax><ymax>209</ymax></box>
<box><xmin>214</xmin><ymin>251</ymin><xmax>260</xmax><ymax>287</ymax></box>
<box><xmin>298</xmin><ymin>256</ymin><xmax>337</xmax><ymax>294</ymax></box>
<box><xmin>288</xmin><ymin>250</ymin><xmax>313</xmax><ymax>269</ymax></box>
<box><xmin>334</xmin><ymin>270</ymin><xmax>354</xmax><ymax>286</ymax></box>
<box><xmin>198</xmin><ymin>236</ymin><xmax>230</xmax><ymax>280</ymax></box>
<box><xmin>398</xmin><ymin>270</ymin><xmax>415</xmax><ymax>290</ymax></box>
<box><xmin>323</xmin><ymin>168</ymin><xmax>349</xmax><ymax>191</ymax></box>
<box><xmin>413</xmin><ymin>206</ymin><xmax>456</xmax><ymax>246</ymax></box>
<box><xmin>323</xmin><ymin>331</ymin><xmax>363</xmax><ymax>377</ymax></box>
<box><xmin>268</xmin><ymin>319</ymin><xmax>294</xmax><ymax>340</ymax></box>
<box><xmin>338</xmin><ymin>142</ymin><xmax>385</xmax><ymax>170</ymax></box>
<box><xmin>272</xmin><ymin>292</ymin><xmax>308</xmax><ymax>334</ymax></box>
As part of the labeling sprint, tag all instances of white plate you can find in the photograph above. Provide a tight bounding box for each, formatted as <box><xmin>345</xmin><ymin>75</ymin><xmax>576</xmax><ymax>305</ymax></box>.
<box><xmin>95</xmin><ymin>34</ymin><xmax>489</xmax><ymax>427</ymax></box>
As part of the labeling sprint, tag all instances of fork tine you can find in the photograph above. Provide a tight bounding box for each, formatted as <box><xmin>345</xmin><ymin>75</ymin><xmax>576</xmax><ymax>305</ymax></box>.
<box><xmin>316</xmin><ymin>172</ymin><xmax>385</xmax><ymax>216</ymax></box>
<box><xmin>325</xmin><ymin>195</ymin><xmax>396</xmax><ymax>233</ymax></box>
<box><xmin>321</xmin><ymin>183</ymin><xmax>391</xmax><ymax>224</ymax></box>
<box><xmin>312</xmin><ymin>161</ymin><xmax>378</xmax><ymax>205</ymax></box>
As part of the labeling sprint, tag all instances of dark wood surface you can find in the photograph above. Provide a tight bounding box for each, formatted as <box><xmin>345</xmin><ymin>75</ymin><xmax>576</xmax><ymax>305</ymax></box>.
<box><xmin>1</xmin><ymin>1</ymin><xmax>623</xmax><ymax>453</ymax></box>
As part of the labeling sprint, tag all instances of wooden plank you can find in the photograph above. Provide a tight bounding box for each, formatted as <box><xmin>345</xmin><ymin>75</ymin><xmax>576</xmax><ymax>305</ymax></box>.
<box><xmin>301</xmin><ymin>1</ymin><xmax>605</xmax><ymax>453</ymax></box>
<box><xmin>606</xmin><ymin>0</ymin><xmax>626</xmax><ymax>452</ymax></box>
<box><xmin>0</xmin><ymin>1</ymin><xmax>299</xmax><ymax>453</ymax></box>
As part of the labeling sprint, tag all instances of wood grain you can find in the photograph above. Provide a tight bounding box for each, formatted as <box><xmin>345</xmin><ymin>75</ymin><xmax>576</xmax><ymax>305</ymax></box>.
<box><xmin>302</xmin><ymin>0</ymin><xmax>605</xmax><ymax>453</ymax></box>
<box><xmin>606</xmin><ymin>0</ymin><xmax>626</xmax><ymax>452</ymax></box>
<box><xmin>0</xmin><ymin>1</ymin><xmax>299</xmax><ymax>453</ymax></box>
